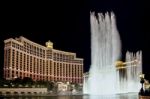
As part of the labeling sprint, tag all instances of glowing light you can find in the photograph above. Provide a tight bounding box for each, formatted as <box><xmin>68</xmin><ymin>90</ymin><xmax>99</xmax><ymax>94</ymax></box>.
<box><xmin>46</xmin><ymin>40</ymin><xmax>53</xmax><ymax>48</ymax></box>
<box><xmin>139</xmin><ymin>73</ymin><xmax>145</xmax><ymax>79</ymax></box>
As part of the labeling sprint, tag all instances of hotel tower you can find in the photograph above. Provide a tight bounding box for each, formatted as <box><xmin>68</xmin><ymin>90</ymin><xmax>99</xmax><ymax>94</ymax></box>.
<box><xmin>3</xmin><ymin>36</ymin><xmax>83</xmax><ymax>83</ymax></box>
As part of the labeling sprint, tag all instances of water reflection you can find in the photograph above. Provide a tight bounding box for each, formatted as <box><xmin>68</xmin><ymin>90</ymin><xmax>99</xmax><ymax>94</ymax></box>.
<box><xmin>87</xmin><ymin>93</ymin><xmax>138</xmax><ymax>99</ymax></box>
<box><xmin>0</xmin><ymin>93</ymin><xmax>138</xmax><ymax>99</ymax></box>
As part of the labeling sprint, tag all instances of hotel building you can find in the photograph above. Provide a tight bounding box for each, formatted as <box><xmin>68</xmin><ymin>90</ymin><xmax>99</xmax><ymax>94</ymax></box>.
<box><xmin>3</xmin><ymin>36</ymin><xmax>83</xmax><ymax>83</ymax></box>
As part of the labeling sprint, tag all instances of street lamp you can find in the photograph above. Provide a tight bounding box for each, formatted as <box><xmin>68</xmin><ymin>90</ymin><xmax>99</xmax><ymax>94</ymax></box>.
<box><xmin>139</xmin><ymin>73</ymin><xmax>145</xmax><ymax>95</ymax></box>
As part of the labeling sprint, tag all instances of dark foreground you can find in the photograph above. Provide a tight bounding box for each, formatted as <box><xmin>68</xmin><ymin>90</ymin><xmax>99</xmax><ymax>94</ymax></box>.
<box><xmin>0</xmin><ymin>93</ymin><xmax>139</xmax><ymax>99</ymax></box>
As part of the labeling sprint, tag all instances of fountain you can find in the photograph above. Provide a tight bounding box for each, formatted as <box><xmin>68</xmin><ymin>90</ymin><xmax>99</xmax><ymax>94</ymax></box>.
<box><xmin>83</xmin><ymin>12</ymin><xmax>142</xmax><ymax>95</ymax></box>
<box><xmin>126</xmin><ymin>51</ymin><xmax>142</xmax><ymax>92</ymax></box>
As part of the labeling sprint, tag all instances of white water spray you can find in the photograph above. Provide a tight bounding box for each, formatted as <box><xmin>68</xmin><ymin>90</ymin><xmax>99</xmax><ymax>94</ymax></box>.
<box><xmin>83</xmin><ymin>12</ymin><xmax>142</xmax><ymax>95</ymax></box>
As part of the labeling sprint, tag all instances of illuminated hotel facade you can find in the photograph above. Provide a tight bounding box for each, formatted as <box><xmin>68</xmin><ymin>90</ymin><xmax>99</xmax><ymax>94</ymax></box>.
<box><xmin>3</xmin><ymin>36</ymin><xmax>83</xmax><ymax>83</ymax></box>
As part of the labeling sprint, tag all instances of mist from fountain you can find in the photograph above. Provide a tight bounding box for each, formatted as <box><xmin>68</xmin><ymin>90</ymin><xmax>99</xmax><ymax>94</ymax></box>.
<box><xmin>126</xmin><ymin>51</ymin><xmax>142</xmax><ymax>92</ymax></box>
<box><xmin>83</xmin><ymin>12</ymin><xmax>142</xmax><ymax>95</ymax></box>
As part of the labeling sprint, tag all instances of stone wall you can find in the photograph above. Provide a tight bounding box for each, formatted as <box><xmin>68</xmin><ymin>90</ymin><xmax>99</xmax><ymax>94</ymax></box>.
<box><xmin>0</xmin><ymin>88</ymin><xmax>47</xmax><ymax>95</ymax></box>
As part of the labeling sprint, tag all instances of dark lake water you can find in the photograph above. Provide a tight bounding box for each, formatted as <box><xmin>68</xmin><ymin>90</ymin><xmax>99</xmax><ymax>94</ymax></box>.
<box><xmin>0</xmin><ymin>93</ymin><xmax>138</xmax><ymax>99</ymax></box>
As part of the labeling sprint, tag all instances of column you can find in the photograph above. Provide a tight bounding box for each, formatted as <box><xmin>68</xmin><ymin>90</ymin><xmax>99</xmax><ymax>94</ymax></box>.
<box><xmin>18</xmin><ymin>51</ymin><xmax>20</xmax><ymax>77</ymax></box>
<box><xmin>70</xmin><ymin>64</ymin><xmax>73</xmax><ymax>82</ymax></box>
<box><xmin>48</xmin><ymin>60</ymin><xmax>50</xmax><ymax>81</ymax></box>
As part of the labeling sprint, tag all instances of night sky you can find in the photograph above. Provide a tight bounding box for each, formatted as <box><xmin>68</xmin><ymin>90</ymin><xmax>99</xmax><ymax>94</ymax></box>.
<box><xmin>0</xmin><ymin>1</ymin><xmax>150</xmax><ymax>79</ymax></box>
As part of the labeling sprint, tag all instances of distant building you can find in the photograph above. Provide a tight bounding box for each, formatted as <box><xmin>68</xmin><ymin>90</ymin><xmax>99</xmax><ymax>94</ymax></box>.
<box><xmin>3</xmin><ymin>36</ymin><xmax>83</xmax><ymax>83</ymax></box>
<box><xmin>57</xmin><ymin>82</ymin><xmax>69</xmax><ymax>92</ymax></box>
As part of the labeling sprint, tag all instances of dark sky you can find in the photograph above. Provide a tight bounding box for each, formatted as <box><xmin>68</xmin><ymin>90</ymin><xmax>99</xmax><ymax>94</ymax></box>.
<box><xmin>0</xmin><ymin>0</ymin><xmax>150</xmax><ymax>79</ymax></box>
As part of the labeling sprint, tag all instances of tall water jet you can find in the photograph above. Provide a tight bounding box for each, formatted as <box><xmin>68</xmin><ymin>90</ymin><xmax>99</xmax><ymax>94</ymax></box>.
<box><xmin>85</xmin><ymin>12</ymin><xmax>121</xmax><ymax>95</ymax></box>
<box><xmin>117</xmin><ymin>51</ymin><xmax>142</xmax><ymax>93</ymax></box>
<box><xmin>126</xmin><ymin>51</ymin><xmax>142</xmax><ymax>92</ymax></box>
<box><xmin>83</xmin><ymin>12</ymin><xmax>142</xmax><ymax>95</ymax></box>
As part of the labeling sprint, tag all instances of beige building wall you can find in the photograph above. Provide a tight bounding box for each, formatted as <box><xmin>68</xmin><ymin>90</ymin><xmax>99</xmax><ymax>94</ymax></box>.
<box><xmin>3</xmin><ymin>36</ymin><xmax>83</xmax><ymax>83</ymax></box>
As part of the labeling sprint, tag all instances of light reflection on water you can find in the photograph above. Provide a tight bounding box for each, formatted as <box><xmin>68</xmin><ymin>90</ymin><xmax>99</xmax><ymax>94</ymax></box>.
<box><xmin>0</xmin><ymin>93</ymin><xmax>138</xmax><ymax>99</ymax></box>
<box><xmin>86</xmin><ymin>93</ymin><xmax>138</xmax><ymax>99</ymax></box>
